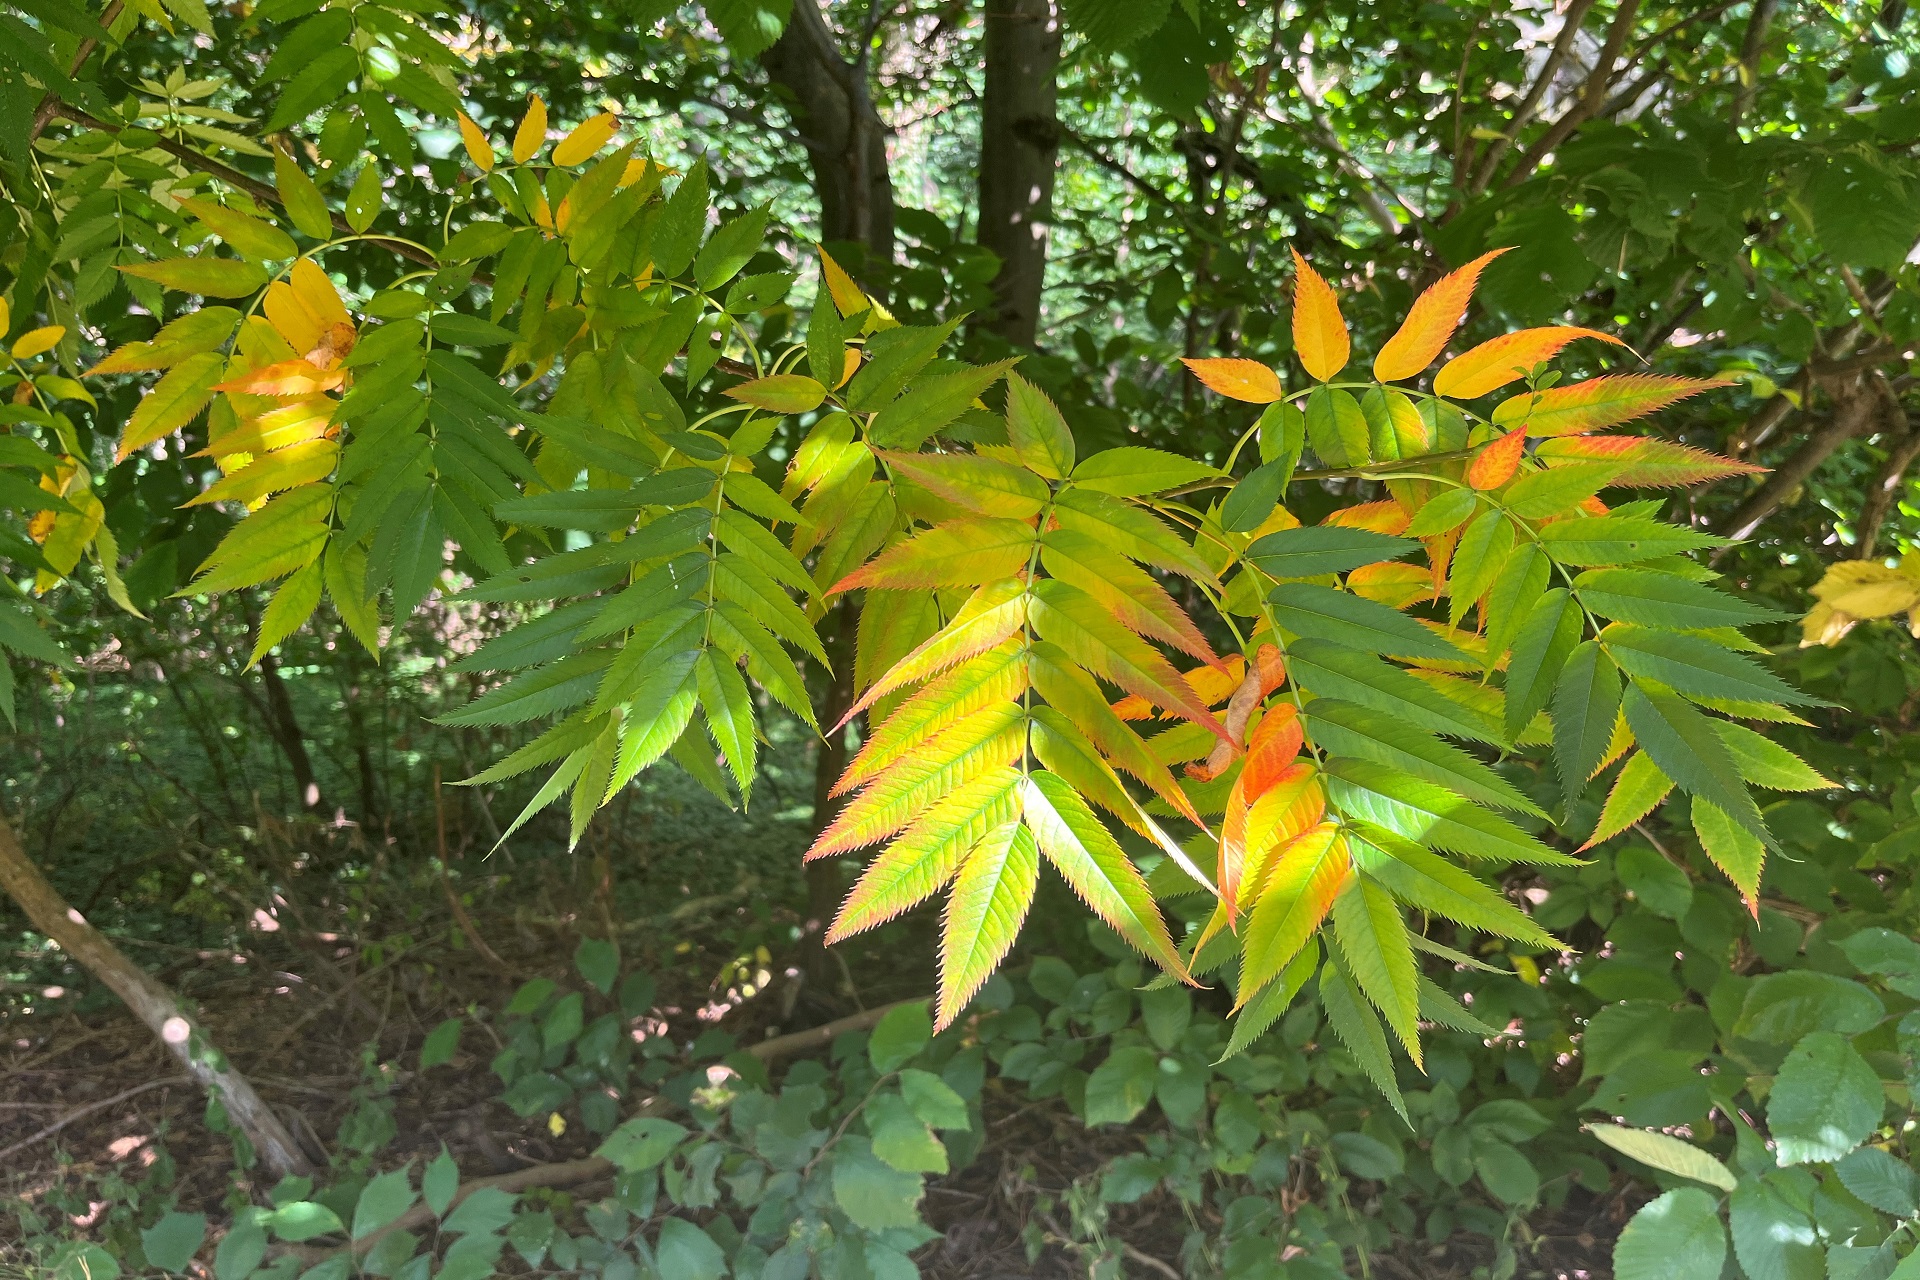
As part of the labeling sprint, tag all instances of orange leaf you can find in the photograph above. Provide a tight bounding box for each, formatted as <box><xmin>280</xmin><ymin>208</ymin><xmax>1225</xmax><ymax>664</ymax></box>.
<box><xmin>1492</xmin><ymin>374</ymin><xmax>1734</xmax><ymax>436</ymax></box>
<box><xmin>1239</xmin><ymin>766</ymin><xmax>1324</xmax><ymax>909</ymax></box>
<box><xmin>1467</xmin><ymin>429</ymin><xmax>1526</xmax><ymax>490</ymax></box>
<box><xmin>1113</xmin><ymin>654</ymin><xmax>1247</xmax><ymax>720</ymax></box>
<box><xmin>819</xmin><ymin>246</ymin><xmax>870</xmax><ymax>320</ymax></box>
<box><xmin>1433</xmin><ymin>326</ymin><xmax>1625</xmax><ymax>399</ymax></box>
<box><xmin>1180</xmin><ymin>357</ymin><xmax>1283</xmax><ymax>404</ymax></box>
<box><xmin>1290</xmin><ymin>249</ymin><xmax>1349</xmax><ymax>382</ymax></box>
<box><xmin>1372</xmin><ymin>249</ymin><xmax>1510</xmax><ymax>382</ymax></box>
<box><xmin>1242</xmin><ymin>703</ymin><xmax>1302</xmax><ymax>800</ymax></box>
<box><xmin>1323</xmin><ymin>499</ymin><xmax>1410</xmax><ymax>534</ymax></box>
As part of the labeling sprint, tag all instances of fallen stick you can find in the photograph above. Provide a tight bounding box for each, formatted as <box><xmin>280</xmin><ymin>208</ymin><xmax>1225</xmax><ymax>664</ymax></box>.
<box><xmin>0</xmin><ymin>1077</ymin><xmax>187</xmax><ymax>1162</ymax></box>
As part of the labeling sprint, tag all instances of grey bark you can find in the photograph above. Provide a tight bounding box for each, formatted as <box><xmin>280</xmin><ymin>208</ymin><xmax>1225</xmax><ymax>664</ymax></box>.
<box><xmin>976</xmin><ymin>0</ymin><xmax>1061</xmax><ymax>346</ymax></box>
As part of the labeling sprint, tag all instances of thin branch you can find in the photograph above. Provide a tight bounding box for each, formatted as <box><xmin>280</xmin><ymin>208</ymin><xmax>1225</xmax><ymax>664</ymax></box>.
<box><xmin>0</xmin><ymin>1076</ymin><xmax>186</xmax><ymax>1161</ymax></box>
<box><xmin>1856</xmin><ymin>383</ymin><xmax>1920</xmax><ymax>557</ymax></box>
<box><xmin>27</xmin><ymin>0</ymin><xmax>123</xmax><ymax>142</ymax></box>
<box><xmin>1467</xmin><ymin>0</ymin><xmax>1598</xmax><ymax>196</ymax></box>
<box><xmin>1729</xmin><ymin>0</ymin><xmax>1780</xmax><ymax>129</ymax></box>
<box><xmin>1501</xmin><ymin>0</ymin><xmax>1647</xmax><ymax>191</ymax></box>
<box><xmin>1057</xmin><ymin>126</ymin><xmax>1180</xmax><ymax>211</ymax></box>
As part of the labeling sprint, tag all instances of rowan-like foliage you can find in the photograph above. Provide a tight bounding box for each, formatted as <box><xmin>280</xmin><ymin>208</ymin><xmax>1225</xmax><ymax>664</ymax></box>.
<box><xmin>0</xmin><ymin>47</ymin><xmax>1822</xmax><ymax>1098</ymax></box>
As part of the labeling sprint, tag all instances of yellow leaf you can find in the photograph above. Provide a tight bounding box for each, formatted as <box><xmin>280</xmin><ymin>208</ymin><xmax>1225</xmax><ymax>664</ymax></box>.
<box><xmin>1179</xmin><ymin>357</ymin><xmax>1283</xmax><ymax>404</ymax></box>
<box><xmin>1373</xmin><ymin>248</ymin><xmax>1510</xmax><ymax>382</ymax></box>
<box><xmin>289</xmin><ymin>258</ymin><xmax>349</xmax><ymax>330</ymax></box>
<box><xmin>552</xmin><ymin>112</ymin><xmax>618</xmax><ymax>167</ymax></box>
<box><xmin>547</xmin><ymin>1112</ymin><xmax>567</xmax><ymax>1138</ymax></box>
<box><xmin>118</xmin><ymin>351</ymin><xmax>225</xmax><ymax>461</ymax></box>
<box><xmin>0</xmin><ymin>296</ymin><xmax>10</xmax><ymax>336</ymax></box>
<box><xmin>457</xmin><ymin>111</ymin><xmax>494</xmax><ymax>172</ymax></box>
<box><xmin>263</xmin><ymin>281</ymin><xmax>324</xmax><ymax>355</ymax></box>
<box><xmin>1289</xmin><ymin>249</ymin><xmax>1348</xmax><ymax>382</ymax></box>
<box><xmin>11</xmin><ymin>326</ymin><xmax>65</xmax><ymax>360</ymax></box>
<box><xmin>819</xmin><ymin>245</ymin><xmax>869</xmax><ymax>319</ymax></box>
<box><xmin>512</xmin><ymin>94</ymin><xmax>547</xmax><ymax>165</ymax></box>
<box><xmin>1432</xmin><ymin>326</ymin><xmax>1624</xmax><ymax>400</ymax></box>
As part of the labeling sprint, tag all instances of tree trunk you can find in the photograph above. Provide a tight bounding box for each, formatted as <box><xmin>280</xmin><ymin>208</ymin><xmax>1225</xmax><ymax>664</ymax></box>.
<box><xmin>976</xmin><ymin>0</ymin><xmax>1061</xmax><ymax>347</ymax></box>
<box><xmin>761</xmin><ymin>0</ymin><xmax>896</xmax><ymax>289</ymax></box>
<box><xmin>1719</xmin><ymin>384</ymin><xmax>1878</xmax><ymax>544</ymax></box>
<box><xmin>0</xmin><ymin>812</ymin><xmax>315</xmax><ymax>1177</ymax></box>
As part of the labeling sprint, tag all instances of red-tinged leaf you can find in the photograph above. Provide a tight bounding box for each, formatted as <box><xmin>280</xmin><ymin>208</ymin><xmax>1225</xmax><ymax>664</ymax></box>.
<box><xmin>1236</xmin><ymin>823</ymin><xmax>1349</xmax><ymax>1006</ymax></box>
<box><xmin>1580</xmin><ymin>750</ymin><xmax>1673</xmax><ymax>850</ymax></box>
<box><xmin>1112</xmin><ymin>658</ymin><xmax>1244</xmax><ymax>720</ymax></box>
<box><xmin>212</xmin><ymin>358</ymin><xmax>344</xmax><ymax>397</ymax></box>
<box><xmin>837</xmin><ymin>642</ymin><xmax>1029</xmax><ymax>796</ymax></box>
<box><xmin>1372</xmin><ymin>249</ymin><xmax>1511</xmax><ymax>383</ymax></box>
<box><xmin>1348</xmin><ymin>562</ymin><xmax>1435</xmax><ymax>609</ymax></box>
<box><xmin>1180</xmin><ymin>357</ymin><xmax>1283</xmax><ymax>404</ymax></box>
<box><xmin>808</xmin><ymin>701</ymin><xmax>1028</xmax><ymax>858</ymax></box>
<box><xmin>1467</xmin><ymin>429</ymin><xmax>1526</xmax><ymax>490</ymax></box>
<box><xmin>1290</xmin><ymin>249</ymin><xmax>1349</xmax><ymax>382</ymax></box>
<box><xmin>1041</xmin><ymin>528</ymin><xmax>1222</xmax><ymax>668</ymax></box>
<box><xmin>1242</xmin><ymin>703</ymin><xmax>1303</xmax><ymax>800</ymax></box>
<box><xmin>937</xmin><ymin>821</ymin><xmax>1037</xmax><ymax>1029</ymax></box>
<box><xmin>1324</xmin><ymin>500</ymin><xmax>1410</xmax><ymax>534</ymax></box>
<box><xmin>876</xmin><ymin>449</ymin><xmax>1050</xmax><ymax>519</ymax></box>
<box><xmin>827</xmin><ymin>767</ymin><xmax>1022</xmax><ymax>942</ymax></box>
<box><xmin>842</xmin><ymin>578</ymin><xmax>1030</xmax><ymax>724</ymax></box>
<box><xmin>1218</xmin><ymin>776</ymin><xmax>1252</xmax><ymax>916</ymax></box>
<box><xmin>1533</xmin><ymin>435</ymin><xmax>1765</xmax><ymax>487</ymax></box>
<box><xmin>1019</xmin><ymin>771</ymin><xmax>1188</xmax><ymax>979</ymax></box>
<box><xmin>724</xmin><ymin>373</ymin><xmax>827</xmax><ymax>415</ymax></box>
<box><xmin>1239</xmin><ymin>765</ymin><xmax>1325</xmax><ymax>912</ymax></box>
<box><xmin>1432</xmin><ymin>327</ymin><xmax>1625</xmax><ymax>400</ymax></box>
<box><xmin>1028</xmin><ymin>579</ymin><xmax>1228</xmax><ymax>740</ymax></box>
<box><xmin>829</xmin><ymin>517</ymin><xmax>1036</xmax><ymax>594</ymax></box>
<box><xmin>1492</xmin><ymin>374</ymin><xmax>1734</xmax><ymax>436</ymax></box>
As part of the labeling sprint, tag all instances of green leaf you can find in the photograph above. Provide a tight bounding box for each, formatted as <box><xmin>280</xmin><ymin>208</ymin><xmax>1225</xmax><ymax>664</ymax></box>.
<box><xmin>1621</xmin><ymin>681</ymin><xmax>1772</xmax><ymax>848</ymax></box>
<box><xmin>1692</xmin><ymin>799</ymin><xmax>1766</xmax><ymax>904</ymax></box>
<box><xmin>653</xmin><ymin>1220</ymin><xmax>725</xmax><ymax>1280</ymax></box>
<box><xmin>869</xmin><ymin>1000</ymin><xmax>934</xmax><ymax>1073</ymax></box>
<box><xmin>869</xmin><ymin>359</ymin><xmax>1021</xmax><ymax>450</ymax></box>
<box><xmin>1482</xmin><ymin>542</ymin><xmax>1550</xmax><ymax>669</ymax></box>
<box><xmin>596</xmin><ymin>1116</ymin><xmax>688</xmax><ymax>1171</ymax></box>
<box><xmin>1448</xmin><ymin>508</ymin><xmax>1514</xmax><ymax>625</ymax></box>
<box><xmin>847</xmin><ymin>320</ymin><xmax>961</xmax><ymax>412</ymax></box>
<box><xmin>1220</xmin><ymin>458</ymin><xmax>1290</xmax><ymax>532</ymax></box>
<box><xmin>1319</xmin><ymin>954</ymin><xmax>1407</xmax><ymax>1121</ymax></box>
<box><xmin>1502</xmin><ymin>462</ymin><xmax>1622</xmax><ymax>518</ymax></box>
<box><xmin>1083</xmin><ymin>1045</ymin><xmax>1160</xmax><ymax>1125</ymax></box>
<box><xmin>1835</xmin><ymin>1147</ymin><xmax>1920</xmax><ymax>1217</ymax></box>
<box><xmin>1221</xmin><ymin>940</ymin><xmax>1318</xmax><ymax>1060</ymax></box>
<box><xmin>938</xmin><ymin>821</ymin><xmax>1039</xmax><ymax>1028</ymax></box>
<box><xmin>724</xmin><ymin>372</ymin><xmax>827</xmax><ymax>415</ymax></box>
<box><xmin>1245</xmin><ymin>526</ymin><xmax>1417</xmax><ymax>579</ymax></box>
<box><xmin>573</xmin><ymin>937</ymin><xmax>618</xmax><ymax>994</ymax></box>
<box><xmin>830</xmin><ymin>1145</ymin><xmax>924</xmax><ymax>1231</ymax></box>
<box><xmin>1350</xmin><ymin>826</ymin><xmax>1557</xmax><ymax>945</ymax></box>
<box><xmin>1504</xmin><ymin>587</ymin><xmax>1581</xmax><ymax>740</ymax></box>
<box><xmin>1730</xmin><ymin>1179</ymin><xmax>1822</xmax><ymax>1280</ymax></box>
<box><xmin>899</xmin><ymin>1068</ymin><xmax>970</xmax><ymax>1130</ymax></box>
<box><xmin>1407</xmin><ymin>488</ymin><xmax>1479</xmax><ymax>537</ymax></box>
<box><xmin>1575</xmin><ymin>568</ymin><xmax>1787</xmax><ymax>629</ymax></box>
<box><xmin>267</xmin><ymin>1200</ymin><xmax>344</xmax><ymax>1242</ymax></box>
<box><xmin>1606</xmin><ymin>625</ymin><xmax>1827</xmax><ymax>707</ymax></box>
<box><xmin>1551</xmin><ymin>640</ymin><xmax>1621</xmax><ymax>800</ymax></box>
<box><xmin>1716</xmin><ymin>723</ymin><xmax>1833</xmax><ymax>792</ymax></box>
<box><xmin>1059</xmin><ymin>0</ymin><xmax>1172</xmax><ymax>51</ymax></box>
<box><xmin>140</xmin><ymin>1213</ymin><xmax>208</xmax><ymax>1272</ymax></box>
<box><xmin>1613</xmin><ymin>1189</ymin><xmax>1726</xmax><ymax>1280</ymax></box>
<box><xmin>1326</xmin><ymin>758</ymin><xmax>1571</xmax><ymax>864</ymax></box>
<box><xmin>273</xmin><ymin>150</ymin><xmax>333</xmax><ymax>240</ymax></box>
<box><xmin>1069</xmin><ymin>446</ymin><xmax>1219</xmax><ymax>498</ymax></box>
<box><xmin>1268</xmin><ymin>582</ymin><xmax>1464</xmax><ymax>662</ymax></box>
<box><xmin>1535</xmin><ymin>515</ymin><xmax>1728</xmax><ymax>566</ymax></box>
<box><xmin>1020</xmin><ymin>771</ymin><xmax>1184</xmax><ymax>977</ymax></box>
<box><xmin>1768</xmin><ymin>1031</ymin><xmax>1883</xmax><ymax>1166</ymax></box>
<box><xmin>867</xmin><ymin>1091</ymin><xmax>948</xmax><ymax>1173</ymax></box>
<box><xmin>1307</xmin><ymin>702</ymin><xmax>1543</xmax><ymax>815</ymax></box>
<box><xmin>1304</xmin><ymin>385</ymin><xmax>1369</xmax><ymax>467</ymax></box>
<box><xmin>1587</xmin><ymin>751</ymin><xmax>1672</xmax><ymax>847</ymax></box>
<box><xmin>351</xmin><ymin>1166</ymin><xmax>417</xmax><ymax>1240</ymax></box>
<box><xmin>420</xmin><ymin>1017</ymin><xmax>461</xmax><ymax>1069</ymax></box>
<box><xmin>1735</xmin><ymin>971</ymin><xmax>1885</xmax><ymax>1044</ymax></box>
<box><xmin>1585</xmin><ymin>1125</ymin><xmax>1737</xmax><ymax>1191</ymax></box>
<box><xmin>652</xmin><ymin>159</ymin><xmax>709</xmax><ymax>277</ymax></box>
<box><xmin>1005</xmin><ymin>371</ymin><xmax>1075</xmax><ymax>479</ymax></box>
<box><xmin>694</xmin><ymin>205</ymin><xmax>769</xmax><ymax>290</ymax></box>
<box><xmin>1331</xmin><ymin>877</ymin><xmax>1421</xmax><ymax>1061</ymax></box>
<box><xmin>879</xmin><ymin>449</ymin><xmax>1049</xmax><ymax>518</ymax></box>
<box><xmin>1287</xmin><ymin>639</ymin><xmax>1500</xmax><ymax>743</ymax></box>
<box><xmin>696</xmin><ymin>648</ymin><xmax>756</xmax><ymax>803</ymax></box>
